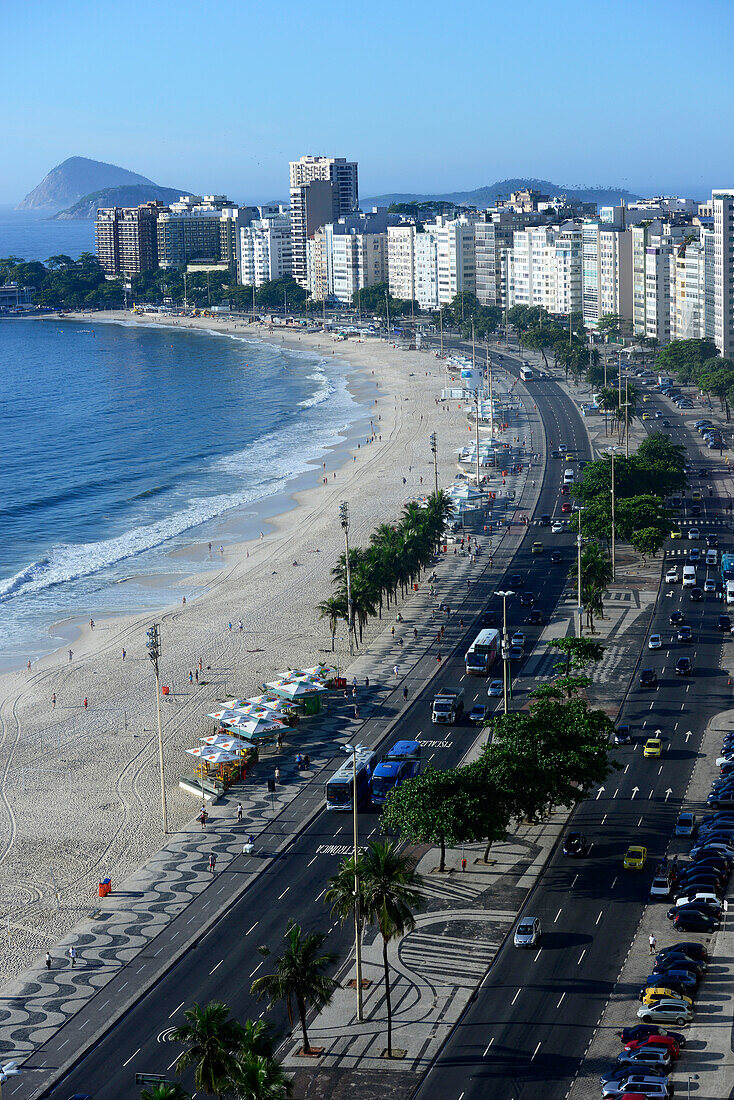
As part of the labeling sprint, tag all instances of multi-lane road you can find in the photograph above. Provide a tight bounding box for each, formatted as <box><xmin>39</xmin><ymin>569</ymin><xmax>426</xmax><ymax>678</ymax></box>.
<box><xmin>24</xmin><ymin>355</ymin><xmax>732</xmax><ymax>1100</ymax></box>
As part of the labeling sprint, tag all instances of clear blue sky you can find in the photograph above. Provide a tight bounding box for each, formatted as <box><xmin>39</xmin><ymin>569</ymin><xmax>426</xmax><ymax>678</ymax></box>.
<box><xmin>2</xmin><ymin>0</ymin><xmax>733</xmax><ymax>204</ymax></box>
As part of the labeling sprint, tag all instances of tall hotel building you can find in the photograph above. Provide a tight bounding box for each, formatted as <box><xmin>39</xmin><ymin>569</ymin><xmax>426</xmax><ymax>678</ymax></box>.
<box><xmin>289</xmin><ymin>156</ymin><xmax>358</xmax><ymax>286</ymax></box>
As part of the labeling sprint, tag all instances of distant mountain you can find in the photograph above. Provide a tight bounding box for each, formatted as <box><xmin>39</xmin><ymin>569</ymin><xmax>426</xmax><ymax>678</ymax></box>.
<box><xmin>364</xmin><ymin>177</ymin><xmax>642</xmax><ymax>212</ymax></box>
<box><xmin>17</xmin><ymin>157</ymin><xmax>158</xmax><ymax>211</ymax></box>
<box><xmin>52</xmin><ymin>184</ymin><xmax>185</xmax><ymax>220</ymax></box>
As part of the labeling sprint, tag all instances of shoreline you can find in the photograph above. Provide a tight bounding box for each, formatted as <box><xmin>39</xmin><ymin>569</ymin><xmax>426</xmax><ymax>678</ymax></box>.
<box><xmin>1</xmin><ymin>310</ymin><xmax>374</xmax><ymax>674</ymax></box>
<box><xmin>0</xmin><ymin>309</ymin><xmax>471</xmax><ymax>984</ymax></box>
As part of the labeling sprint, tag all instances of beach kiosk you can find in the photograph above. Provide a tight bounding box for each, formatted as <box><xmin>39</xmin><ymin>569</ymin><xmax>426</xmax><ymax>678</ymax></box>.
<box><xmin>265</xmin><ymin>677</ymin><xmax>328</xmax><ymax>717</ymax></box>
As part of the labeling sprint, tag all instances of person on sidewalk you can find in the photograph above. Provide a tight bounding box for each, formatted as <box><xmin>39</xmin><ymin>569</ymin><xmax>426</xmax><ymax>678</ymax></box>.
<box><xmin>45</xmin><ymin>951</ymin><xmax>52</xmax><ymax>970</ymax></box>
<box><xmin>403</xmin><ymin>686</ymin><xmax>408</xmax><ymax>701</ymax></box>
<box><xmin>274</xmin><ymin>767</ymin><xmax>281</xmax><ymax>784</ymax></box>
<box><xmin>68</xmin><ymin>946</ymin><xmax>77</xmax><ymax>968</ymax></box>
<box><xmin>199</xmin><ymin>808</ymin><xmax>208</xmax><ymax>829</ymax></box>
<box><xmin>208</xmin><ymin>853</ymin><xmax>217</xmax><ymax>873</ymax></box>
<box><xmin>237</xmin><ymin>802</ymin><xmax>243</xmax><ymax>823</ymax></box>
<box><xmin>649</xmin><ymin>933</ymin><xmax>657</xmax><ymax>955</ymax></box>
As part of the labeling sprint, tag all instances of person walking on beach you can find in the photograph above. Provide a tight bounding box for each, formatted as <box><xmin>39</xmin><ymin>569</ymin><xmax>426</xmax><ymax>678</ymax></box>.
<box><xmin>208</xmin><ymin>853</ymin><xmax>217</xmax><ymax>873</ymax></box>
<box><xmin>189</xmin><ymin>671</ymin><xmax>193</xmax><ymax>683</ymax></box>
<box><xmin>237</xmin><ymin>802</ymin><xmax>243</xmax><ymax>823</ymax></box>
<box><xmin>27</xmin><ymin>659</ymin><xmax>31</xmax><ymax>672</ymax></box>
<box><xmin>45</xmin><ymin>951</ymin><xmax>52</xmax><ymax>970</ymax></box>
<box><xmin>83</xmin><ymin>697</ymin><xmax>88</xmax><ymax>710</ymax></box>
<box><xmin>195</xmin><ymin>669</ymin><xmax>198</xmax><ymax>683</ymax></box>
<box><xmin>68</xmin><ymin>946</ymin><xmax>77</xmax><ymax>968</ymax></box>
<box><xmin>52</xmin><ymin>692</ymin><xmax>56</xmax><ymax>708</ymax></box>
<box><xmin>68</xmin><ymin>649</ymin><xmax>73</xmax><ymax>663</ymax></box>
<box><xmin>121</xmin><ymin>648</ymin><xmax>126</xmax><ymax>661</ymax></box>
<box><xmin>238</xmin><ymin>620</ymin><xmax>243</xmax><ymax>632</ymax></box>
<box><xmin>89</xmin><ymin>619</ymin><xmax>95</xmax><ymax>630</ymax></box>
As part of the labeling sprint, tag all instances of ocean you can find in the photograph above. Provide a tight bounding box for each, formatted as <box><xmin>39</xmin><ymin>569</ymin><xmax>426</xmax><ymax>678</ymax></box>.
<box><xmin>0</xmin><ymin>317</ymin><xmax>360</xmax><ymax>665</ymax></box>
<box><xmin>0</xmin><ymin>206</ymin><xmax>95</xmax><ymax>262</ymax></box>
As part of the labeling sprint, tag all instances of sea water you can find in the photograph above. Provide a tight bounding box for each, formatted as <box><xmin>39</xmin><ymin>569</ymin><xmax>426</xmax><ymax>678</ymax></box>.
<box><xmin>0</xmin><ymin>317</ymin><xmax>360</xmax><ymax>664</ymax></box>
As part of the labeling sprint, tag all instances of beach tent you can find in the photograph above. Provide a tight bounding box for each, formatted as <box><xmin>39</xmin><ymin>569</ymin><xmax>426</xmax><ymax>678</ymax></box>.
<box><xmin>186</xmin><ymin>746</ymin><xmax>241</xmax><ymax>764</ymax></box>
<box><xmin>221</xmin><ymin>715</ymin><xmax>285</xmax><ymax>741</ymax></box>
<box><xmin>200</xmin><ymin>736</ymin><xmax>242</xmax><ymax>751</ymax></box>
<box><xmin>265</xmin><ymin>677</ymin><xmax>328</xmax><ymax>716</ymax></box>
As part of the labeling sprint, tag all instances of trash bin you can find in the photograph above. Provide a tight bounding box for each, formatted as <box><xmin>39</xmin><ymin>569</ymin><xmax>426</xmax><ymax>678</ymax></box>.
<box><xmin>98</xmin><ymin>882</ymin><xmax>105</xmax><ymax>897</ymax></box>
<box><xmin>161</xmin><ymin>686</ymin><xmax>170</xmax><ymax>696</ymax></box>
<box><xmin>102</xmin><ymin>878</ymin><xmax>111</xmax><ymax>896</ymax></box>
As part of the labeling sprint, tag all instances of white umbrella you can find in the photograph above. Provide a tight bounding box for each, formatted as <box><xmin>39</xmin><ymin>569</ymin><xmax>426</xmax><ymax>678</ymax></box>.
<box><xmin>200</xmin><ymin>736</ymin><xmax>242</xmax><ymax>751</ymax></box>
<box><xmin>266</xmin><ymin>679</ymin><xmax>328</xmax><ymax>698</ymax></box>
<box><xmin>225</xmin><ymin>715</ymin><xmax>284</xmax><ymax>737</ymax></box>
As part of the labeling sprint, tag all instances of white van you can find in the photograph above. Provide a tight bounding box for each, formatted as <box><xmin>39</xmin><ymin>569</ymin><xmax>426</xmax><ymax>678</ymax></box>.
<box><xmin>727</xmin><ymin>580</ymin><xmax>734</xmax><ymax>605</ymax></box>
<box><xmin>707</xmin><ymin>549</ymin><xmax>718</xmax><ymax>566</ymax></box>
<box><xmin>682</xmin><ymin>565</ymin><xmax>696</xmax><ymax>588</ymax></box>
<box><xmin>563</xmin><ymin>468</ymin><xmax>575</xmax><ymax>484</ymax></box>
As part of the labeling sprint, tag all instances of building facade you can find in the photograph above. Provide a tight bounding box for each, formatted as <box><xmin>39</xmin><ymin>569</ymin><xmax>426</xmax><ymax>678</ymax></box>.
<box><xmin>507</xmin><ymin>222</ymin><xmax>582</xmax><ymax>315</ymax></box>
<box><xmin>289</xmin><ymin>156</ymin><xmax>359</xmax><ymax>286</ymax></box>
<box><xmin>238</xmin><ymin>207</ymin><xmax>293</xmax><ymax>287</ymax></box>
<box><xmin>712</xmin><ymin>191</ymin><xmax>734</xmax><ymax>357</ymax></box>
<box><xmin>156</xmin><ymin>195</ymin><xmax>233</xmax><ymax>269</ymax></box>
<box><xmin>95</xmin><ymin>202</ymin><xmax>162</xmax><ymax>276</ymax></box>
<box><xmin>306</xmin><ymin>209</ymin><xmax>393</xmax><ymax>303</ymax></box>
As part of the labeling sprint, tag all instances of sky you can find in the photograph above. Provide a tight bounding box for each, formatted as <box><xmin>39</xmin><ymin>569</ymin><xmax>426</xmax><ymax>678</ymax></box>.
<box><xmin>2</xmin><ymin>0</ymin><xmax>733</xmax><ymax>205</ymax></box>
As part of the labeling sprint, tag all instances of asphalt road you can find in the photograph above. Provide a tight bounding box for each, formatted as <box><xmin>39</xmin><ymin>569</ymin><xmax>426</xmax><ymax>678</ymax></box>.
<box><xmin>25</xmin><ymin>354</ymin><xmax>591</xmax><ymax>1099</ymax></box>
<box><xmin>414</xmin><ymin>379</ymin><xmax>733</xmax><ymax>1099</ymax></box>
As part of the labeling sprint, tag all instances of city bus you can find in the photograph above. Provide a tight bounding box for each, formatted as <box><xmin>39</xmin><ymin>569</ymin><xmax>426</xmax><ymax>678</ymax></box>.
<box><xmin>370</xmin><ymin>740</ymin><xmax>422</xmax><ymax>806</ymax></box>
<box><xmin>325</xmin><ymin>746</ymin><xmax>377</xmax><ymax>811</ymax></box>
<box><xmin>520</xmin><ymin>364</ymin><xmax>534</xmax><ymax>381</ymax></box>
<box><xmin>465</xmin><ymin>628</ymin><xmax>500</xmax><ymax>674</ymax></box>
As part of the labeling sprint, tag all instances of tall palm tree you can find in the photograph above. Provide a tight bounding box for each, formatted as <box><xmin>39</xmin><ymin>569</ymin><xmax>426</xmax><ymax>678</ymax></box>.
<box><xmin>250</xmin><ymin>920</ymin><xmax>338</xmax><ymax>1056</ymax></box>
<box><xmin>317</xmin><ymin>595</ymin><xmax>345</xmax><ymax>651</ymax></box>
<box><xmin>360</xmin><ymin>841</ymin><xmax>423</xmax><ymax>1058</ymax></box>
<box><xmin>231</xmin><ymin>1052</ymin><xmax>292</xmax><ymax>1100</ymax></box>
<box><xmin>140</xmin><ymin>1085</ymin><xmax>191</xmax><ymax>1100</ymax></box>
<box><xmin>170</xmin><ymin>1001</ymin><xmax>243</xmax><ymax>1099</ymax></box>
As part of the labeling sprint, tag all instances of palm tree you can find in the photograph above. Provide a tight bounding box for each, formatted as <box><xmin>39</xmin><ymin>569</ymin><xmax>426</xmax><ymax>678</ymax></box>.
<box><xmin>317</xmin><ymin>595</ymin><xmax>345</xmax><ymax>651</ymax></box>
<box><xmin>570</xmin><ymin>542</ymin><xmax>613</xmax><ymax>632</ymax></box>
<box><xmin>231</xmin><ymin>1052</ymin><xmax>292</xmax><ymax>1100</ymax></box>
<box><xmin>140</xmin><ymin>1085</ymin><xmax>191</xmax><ymax>1100</ymax></box>
<box><xmin>170</xmin><ymin>1001</ymin><xmax>244</xmax><ymax>1099</ymax></box>
<box><xmin>251</xmin><ymin>920</ymin><xmax>338</xmax><ymax>1056</ymax></box>
<box><xmin>360</xmin><ymin>841</ymin><xmax>423</xmax><ymax>1058</ymax></box>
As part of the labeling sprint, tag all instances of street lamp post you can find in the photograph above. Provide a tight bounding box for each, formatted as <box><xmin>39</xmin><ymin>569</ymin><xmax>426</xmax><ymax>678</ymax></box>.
<box><xmin>339</xmin><ymin>503</ymin><xmax>354</xmax><ymax>658</ymax></box>
<box><xmin>429</xmin><ymin>432</ymin><xmax>438</xmax><ymax>497</ymax></box>
<box><xmin>576</xmin><ymin>506</ymin><xmax>584</xmax><ymax>637</ymax></box>
<box><xmin>343</xmin><ymin>743</ymin><xmax>367</xmax><ymax>1022</ymax></box>
<box><xmin>608</xmin><ymin>447</ymin><xmax>618</xmax><ymax>581</ymax></box>
<box><xmin>145</xmin><ymin>624</ymin><xmax>168</xmax><ymax>834</ymax></box>
<box><xmin>496</xmin><ymin>589</ymin><xmax>514</xmax><ymax>715</ymax></box>
<box><xmin>687</xmin><ymin>1074</ymin><xmax>699</xmax><ymax>1100</ymax></box>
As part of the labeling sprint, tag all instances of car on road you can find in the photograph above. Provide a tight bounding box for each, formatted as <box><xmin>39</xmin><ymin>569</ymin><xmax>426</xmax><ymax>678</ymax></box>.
<box><xmin>675</xmin><ymin>657</ymin><xmax>693</xmax><ymax>675</ymax></box>
<box><xmin>644</xmin><ymin>737</ymin><xmax>663</xmax><ymax>758</ymax></box>
<box><xmin>643</xmin><ymin>412</ymin><xmax>653</xmax><ymax>420</ymax></box>
<box><xmin>624</xmin><ymin>845</ymin><xmax>648</xmax><ymax>870</ymax></box>
<box><xmin>519</xmin><ymin>591</ymin><xmax>535</xmax><ymax>607</ymax></box>
<box><xmin>539</xmin><ymin>514</ymin><xmax>551</xmax><ymax>526</ymax></box>
<box><xmin>689</xmin><ymin>586</ymin><xmax>703</xmax><ymax>601</ymax></box>
<box><xmin>665</xmin><ymin>568</ymin><xmax>679</xmax><ymax>584</ymax></box>
<box><xmin>615</xmin><ymin>723</ymin><xmax>632</xmax><ymax>745</ymax></box>
<box><xmin>488</xmin><ymin>679</ymin><xmax>503</xmax><ymax>697</ymax></box>
<box><xmin>508</xmin><ymin>645</ymin><xmax>523</xmax><ymax>662</ymax></box>
<box><xmin>480</xmin><ymin>611</ymin><xmax>497</xmax><ymax>627</ymax></box>
<box><xmin>563</xmin><ymin>831</ymin><xmax>590</xmax><ymax>857</ymax></box>
<box><xmin>637</xmin><ymin>999</ymin><xmax>694</xmax><ymax>1026</ymax></box>
<box><xmin>675</xmin><ymin>812</ymin><xmax>696</xmax><ymax>836</ymax></box>
<box><xmin>551</xmin><ymin>521</ymin><xmax>564</xmax><ymax>533</ymax></box>
<box><xmin>508</xmin><ymin>573</ymin><xmax>523</xmax><ymax>588</ymax></box>
<box><xmin>469</xmin><ymin>704</ymin><xmax>489</xmax><ymax>724</ymax></box>
<box><xmin>688</xmin><ymin>527</ymin><xmax>700</xmax><ymax>540</ymax></box>
<box><xmin>526</xmin><ymin>609</ymin><xmax>543</xmax><ymax>624</ymax></box>
<box><xmin>677</xmin><ymin>625</ymin><xmax>693</xmax><ymax>641</ymax></box>
<box><xmin>531</xmin><ymin>541</ymin><xmax>543</xmax><ymax>554</ymax></box>
<box><xmin>550</xmin><ymin>550</ymin><xmax>563</xmax><ymax>564</ymax></box>
<box><xmin>561</xmin><ymin>501</ymin><xmax>572</xmax><ymax>513</ymax></box>
<box><xmin>669</xmin><ymin>611</ymin><xmax>683</xmax><ymax>626</ymax></box>
<box><xmin>640</xmin><ymin>668</ymin><xmax>658</xmax><ymax>687</ymax></box>
<box><xmin>689</xmin><ymin>547</ymin><xmax>701</xmax><ymax>562</ymax></box>
<box><xmin>648</xmin><ymin>634</ymin><xmax>662</xmax><ymax>650</ymax></box>
<box><xmin>513</xmin><ymin>916</ymin><xmax>541</xmax><ymax>948</ymax></box>
<box><xmin>690</xmin><ymin>504</ymin><xmax>702</xmax><ymax>516</ymax></box>
<box><xmin>511</xmin><ymin>631</ymin><xmax>526</xmax><ymax>647</ymax></box>
<box><xmin>704</xmin><ymin>579</ymin><xmax>717</xmax><ymax>594</ymax></box>
<box><xmin>719</xmin><ymin>615</ymin><xmax>732</xmax><ymax>631</ymax></box>
<box><xmin>670</xmin><ymin>528</ymin><xmax>682</xmax><ymax>539</ymax></box>
<box><xmin>707</xmin><ymin>534</ymin><xmax>719</xmax><ymax>547</ymax></box>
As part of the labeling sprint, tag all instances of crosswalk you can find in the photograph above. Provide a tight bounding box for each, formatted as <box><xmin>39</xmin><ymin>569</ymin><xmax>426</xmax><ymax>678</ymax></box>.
<box><xmin>399</xmin><ymin>928</ymin><xmax>503</xmax><ymax>988</ymax></box>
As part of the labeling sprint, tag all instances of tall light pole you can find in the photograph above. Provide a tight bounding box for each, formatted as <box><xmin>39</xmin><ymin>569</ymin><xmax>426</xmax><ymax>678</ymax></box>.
<box><xmin>385</xmin><ymin>289</ymin><xmax>390</xmax><ymax>343</ymax></box>
<box><xmin>146</xmin><ymin>624</ymin><xmax>168</xmax><ymax>833</ymax></box>
<box><xmin>439</xmin><ymin>308</ymin><xmax>444</xmax><ymax>358</ymax></box>
<box><xmin>429</xmin><ymin>432</ymin><xmax>438</xmax><ymax>497</ymax></box>
<box><xmin>487</xmin><ymin>345</ymin><xmax>495</xmax><ymax>443</ymax></box>
<box><xmin>343</xmin><ymin>742</ymin><xmax>367</xmax><ymax>1022</ymax></box>
<box><xmin>576</xmin><ymin>507</ymin><xmax>585</xmax><ymax>637</ymax></box>
<box><xmin>475</xmin><ymin>391</ymin><xmax>481</xmax><ymax>487</ymax></box>
<box><xmin>608</xmin><ymin>447</ymin><xmax>618</xmax><ymax>581</ymax></box>
<box><xmin>496</xmin><ymin>590</ymin><xmax>514</xmax><ymax>715</ymax></box>
<box><xmin>339</xmin><ymin>503</ymin><xmax>354</xmax><ymax>658</ymax></box>
<box><xmin>624</xmin><ymin>377</ymin><xmax>630</xmax><ymax>458</ymax></box>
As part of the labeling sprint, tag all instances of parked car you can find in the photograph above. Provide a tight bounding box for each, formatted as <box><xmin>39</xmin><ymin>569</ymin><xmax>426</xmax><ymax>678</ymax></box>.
<box><xmin>637</xmin><ymin>999</ymin><xmax>693</xmax><ymax>1025</ymax></box>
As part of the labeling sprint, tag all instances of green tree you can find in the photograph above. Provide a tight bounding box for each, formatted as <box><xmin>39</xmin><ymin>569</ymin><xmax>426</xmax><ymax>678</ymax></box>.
<box><xmin>359</xmin><ymin>841</ymin><xmax>423</xmax><ymax>1058</ymax></box>
<box><xmin>381</xmin><ymin>766</ymin><xmax>478</xmax><ymax>872</ymax></box>
<box><xmin>317</xmin><ymin>595</ymin><xmax>345</xmax><ymax>651</ymax></box>
<box><xmin>546</xmin><ymin>637</ymin><xmax>605</xmax><ymax>677</ymax></box>
<box><xmin>596</xmin><ymin>313</ymin><xmax>621</xmax><ymax>338</ymax></box>
<box><xmin>655</xmin><ymin>338</ymin><xmax>718</xmax><ymax>383</ymax></box>
<box><xmin>140</xmin><ymin>1085</ymin><xmax>191</xmax><ymax>1100</ymax></box>
<box><xmin>251</xmin><ymin>921</ymin><xmax>338</xmax><ymax>1056</ymax></box>
<box><xmin>631</xmin><ymin>526</ymin><xmax>666</xmax><ymax>561</ymax></box>
<box><xmin>171</xmin><ymin>1001</ymin><xmax>244</xmax><ymax>1099</ymax></box>
<box><xmin>231</xmin><ymin>1053</ymin><xmax>292</xmax><ymax>1100</ymax></box>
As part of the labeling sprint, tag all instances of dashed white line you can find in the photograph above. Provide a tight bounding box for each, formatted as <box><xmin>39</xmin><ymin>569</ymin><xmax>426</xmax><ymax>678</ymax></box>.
<box><xmin>554</xmin><ymin>908</ymin><xmax>562</xmax><ymax>923</ymax></box>
<box><xmin>209</xmin><ymin>959</ymin><xmax>223</xmax><ymax>975</ymax></box>
<box><xmin>122</xmin><ymin>1048</ymin><xmax>140</xmax><ymax>1067</ymax></box>
<box><xmin>534</xmin><ymin>948</ymin><xmax>542</xmax><ymax>961</ymax></box>
<box><xmin>557</xmin><ymin>992</ymin><xmax>566</xmax><ymax>1008</ymax></box>
<box><xmin>596</xmin><ymin>910</ymin><xmax>603</xmax><ymax>925</ymax></box>
<box><xmin>578</xmin><ymin>949</ymin><xmax>586</xmax><ymax>966</ymax></box>
<box><xmin>307</xmin><ymin>855</ymin><xmax>318</xmax><ymax>867</ymax></box>
<box><xmin>483</xmin><ymin>1037</ymin><xmax>494</xmax><ymax>1056</ymax></box>
<box><xmin>250</xmin><ymin>960</ymin><xmax>264</xmax><ymax>978</ymax></box>
<box><xmin>169</xmin><ymin>1001</ymin><xmax>184</xmax><ymax>1018</ymax></box>
<box><xmin>531</xmin><ymin>1041</ymin><xmax>541</xmax><ymax>1061</ymax></box>
<box><xmin>511</xmin><ymin>988</ymin><xmax>521</xmax><ymax>1005</ymax></box>
<box><xmin>246</xmin><ymin>922</ymin><xmax>258</xmax><ymax>935</ymax></box>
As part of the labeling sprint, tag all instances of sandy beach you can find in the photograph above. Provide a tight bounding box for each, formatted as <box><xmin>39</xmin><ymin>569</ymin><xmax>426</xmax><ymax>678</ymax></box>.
<box><xmin>0</xmin><ymin>310</ymin><xmax>472</xmax><ymax>982</ymax></box>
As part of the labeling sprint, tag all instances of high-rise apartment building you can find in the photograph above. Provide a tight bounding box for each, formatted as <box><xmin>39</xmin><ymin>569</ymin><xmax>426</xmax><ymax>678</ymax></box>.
<box><xmin>712</xmin><ymin>191</ymin><xmax>734</xmax><ymax>357</ymax></box>
<box><xmin>289</xmin><ymin>156</ymin><xmax>358</xmax><ymax>286</ymax></box>
<box><xmin>95</xmin><ymin>202</ymin><xmax>162</xmax><ymax>276</ymax></box>
<box><xmin>507</xmin><ymin>223</ymin><xmax>582</xmax><ymax>315</ymax></box>
<box><xmin>239</xmin><ymin>207</ymin><xmax>293</xmax><ymax>287</ymax></box>
<box><xmin>387</xmin><ymin>225</ymin><xmax>418</xmax><ymax>302</ymax></box>
<box><xmin>306</xmin><ymin>209</ymin><xmax>394</xmax><ymax>303</ymax></box>
<box><xmin>157</xmin><ymin>195</ymin><xmax>233</xmax><ymax>269</ymax></box>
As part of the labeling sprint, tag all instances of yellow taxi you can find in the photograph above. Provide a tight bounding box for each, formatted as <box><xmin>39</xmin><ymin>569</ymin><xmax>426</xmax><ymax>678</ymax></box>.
<box><xmin>642</xmin><ymin>393</ymin><xmax>651</xmax><ymax>402</ymax></box>
<box><xmin>531</xmin><ymin>541</ymin><xmax>544</xmax><ymax>554</ymax></box>
<box><xmin>692</xmin><ymin>489</ymin><xmax>702</xmax><ymax>502</ymax></box>
<box><xmin>670</xmin><ymin>529</ymin><xmax>682</xmax><ymax>539</ymax></box>
<box><xmin>623</xmin><ymin>845</ymin><xmax>648</xmax><ymax>870</ymax></box>
<box><xmin>641</xmin><ymin>986</ymin><xmax>693</xmax><ymax>1007</ymax></box>
<box><xmin>642</xmin><ymin>412</ymin><xmax>653</xmax><ymax>420</ymax></box>
<box><xmin>565</xmin><ymin>452</ymin><xmax>575</xmax><ymax>462</ymax></box>
<box><xmin>644</xmin><ymin>737</ymin><xmax>663</xmax><ymax>758</ymax></box>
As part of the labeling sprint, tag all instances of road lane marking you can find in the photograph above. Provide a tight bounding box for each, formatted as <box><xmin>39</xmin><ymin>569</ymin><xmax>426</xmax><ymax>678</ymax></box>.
<box><xmin>596</xmin><ymin>910</ymin><xmax>603</xmax><ymax>925</ymax></box>
<box><xmin>572</xmin><ymin>874</ymin><xmax>578</xmax><ymax>887</ymax></box>
<box><xmin>483</xmin><ymin>1037</ymin><xmax>494</xmax><ymax>1056</ymax></box>
<box><xmin>534</xmin><ymin>948</ymin><xmax>542</xmax><ymax>961</ymax></box>
<box><xmin>554</xmin><ymin>908</ymin><xmax>562</xmax><ymax>923</ymax></box>
<box><xmin>511</xmin><ymin>988</ymin><xmax>521</xmax><ymax>1004</ymax></box>
<box><xmin>122</xmin><ymin>1048</ymin><xmax>140</xmax><ymax>1067</ymax></box>
<box><xmin>210</xmin><ymin>959</ymin><xmax>223</xmax><ymax>975</ymax></box>
<box><xmin>307</xmin><ymin>855</ymin><xmax>318</xmax><ymax>867</ymax></box>
<box><xmin>250</xmin><ymin>961</ymin><xmax>264</xmax><ymax>977</ymax></box>
<box><xmin>557</xmin><ymin>992</ymin><xmax>566</xmax><ymax>1008</ymax></box>
<box><xmin>601</xmin><ymin>814</ymin><xmax>607</xmax><ymax>825</ymax></box>
<box><xmin>531</xmin><ymin>1041</ymin><xmax>541</xmax><ymax>1061</ymax></box>
<box><xmin>578</xmin><ymin>949</ymin><xmax>586</xmax><ymax>965</ymax></box>
<box><xmin>246</xmin><ymin>922</ymin><xmax>258</xmax><ymax>935</ymax></box>
<box><xmin>168</xmin><ymin>1001</ymin><xmax>184</xmax><ymax>1019</ymax></box>
<box><xmin>167</xmin><ymin>1056</ymin><xmax>179</xmax><ymax>1071</ymax></box>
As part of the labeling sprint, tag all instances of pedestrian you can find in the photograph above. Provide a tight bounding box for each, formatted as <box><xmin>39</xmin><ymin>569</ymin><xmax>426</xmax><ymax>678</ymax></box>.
<box><xmin>277</xmin><ymin>731</ymin><xmax>283</xmax><ymax>752</ymax></box>
<box><xmin>182</xmin><ymin>596</ymin><xmax>186</xmax><ymax>605</ymax></box>
<box><xmin>228</xmin><ymin>622</ymin><xmax>232</xmax><ymax>631</ymax></box>
<box><xmin>364</xmin><ymin>676</ymin><xmax>370</xmax><ymax>688</ymax></box>
<box><xmin>89</xmin><ymin>618</ymin><xmax>95</xmax><ymax>630</ymax></box>
<box><xmin>208</xmin><ymin>542</ymin><xmax>212</xmax><ymax>553</ymax></box>
<box><xmin>52</xmin><ymin>692</ymin><xmax>56</xmax><ymax>708</ymax></box>
<box><xmin>198</xmin><ymin>658</ymin><xmax>203</xmax><ymax>671</ymax></box>
<box><xmin>189</xmin><ymin>671</ymin><xmax>193</xmax><ymax>683</ymax></box>
<box><xmin>403</xmin><ymin>686</ymin><xmax>408</xmax><ymax>701</ymax></box>
<box><xmin>437</xmin><ymin>652</ymin><xmax>442</xmax><ymax>663</ymax></box>
<box><xmin>68</xmin><ymin>649</ymin><xmax>73</xmax><ymax>663</ymax></box>
<box><xmin>351</xmin><ymin>686</ymin><xmax>357</xmax><ymax>699</ymax></box>
<box><xmin>44</xmin><ymin>950</ymin><xmax>52</xmax><ymax>969</ymax></box>
<box><xmin>391</xmin><ymin>625</ymin><xmax>395</xmax><ymax>636</ymax></box>
<box><xmin>413</xmin><ymin>627</ymin><xmax>418</xmax><ymax>638</ymax></box>
<box><xmin>208</xmin><ymin>852</ymin><xmax>217</xmax><ymax>873</ymax></box>
<box><xmin>238</xmin><ymin>620</ymin><xmax>243</xmax><ymax>631</ymax></box>
<box><xmin>649</xmin><ymin>933</ymin><xmax>657</xmax><ymax>955</ymax></box>
<box><xmin>274</xmin><ymin>767</ymin><xmax>281</xmax><ymax>784</ymax></box>
<box><xmin>83</xmin><ymin>697</ymin><xmax>88</xmax><ymax>710</ymax></box>
<box><xmin>68</xmin><ymin>946</ymin><xmax>77</xmax><ymax>968</ymax></box>
<box><xmin>195</xmin><ymin>669</ymin><xmax>199</xmax><ymax>683</ymax></box>
<box><xmin>354</xmin><ymin>703</ymin><xmax>360</xmax><ymax>719</ymax></box>
<box><xmin>304</xmin><ymin>754</ymin><xmax>310</xmax><ymax>770</ymax></box>
<box><xmin>199</xmin><ymin>808</ymin><xmax>208</xmax><ymax>829</ymax></box>
<box><xmin>121</xmin><ymin>648</ymin><xmax>126</xmax><ymax>661</ymax></box>
<box><xmin>27</xmin><ymin>659</ymin><xmax>31</xmax><ymax>672</ymax></box>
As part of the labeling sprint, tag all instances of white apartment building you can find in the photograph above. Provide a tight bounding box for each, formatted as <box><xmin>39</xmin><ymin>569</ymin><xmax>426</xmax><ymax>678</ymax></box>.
<box><xmin>387</xmin><ymin>225</ymin><xmax>417</xmax><ymax>302</ymax></box>
<box><xmin>507</xmin><ymin>223</ymin><xmax>582</xmax><ymax>315</ymax></box>
<box><xmin>414</xmin><ymin>227</ymin><xmax>439</xmax><ymax>310</ymax></box>
<box><xmin>289</xmin><ymin>156</ymin><xmax>358</xmax><ymax>286</ymax></box>
<box><xmin>712</xmin><ymin>191</ymin><xmax>734</xmax><ymax>357</ymax></box>
<box><xmin>582</xmin><ymin>221</ymin><xmax>633</xmax><ymax>328</ymax></box>
<box><xmin>434</xmin><ymin>216</ymin><xmax>477</xmax><ymax>305</ymax></box>
<box><xmin>306</xmin><ymin>209</ymin><xmax>392</xmax><ymax>303</ymax></box>
<box><xmin>629</xmin><ymin>220</ymin><xmax>691</xmax><ymax>342</ymax></box>
<box><xmin>238</xmin><ymin>207</ymin><xmax>292</xmax><ymax>287</ymax></box>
